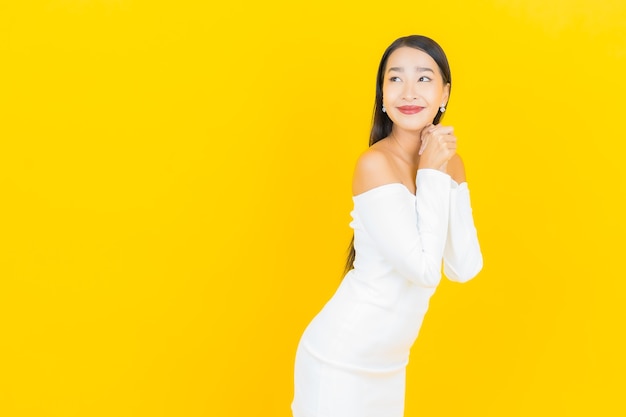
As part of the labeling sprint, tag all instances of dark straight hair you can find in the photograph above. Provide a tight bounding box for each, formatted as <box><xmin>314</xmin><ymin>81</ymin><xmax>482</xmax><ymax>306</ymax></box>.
<box><xmin>344</xmin><ymin>35</ymin><xmax>452</xmax><ymax>275</ymax></box>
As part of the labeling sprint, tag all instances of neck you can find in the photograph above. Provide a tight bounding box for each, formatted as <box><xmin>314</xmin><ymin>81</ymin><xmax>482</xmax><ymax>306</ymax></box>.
<box><xmin>389</xmin><ymin>126</ymin><xmax>424</xmax><ymax>161</ymax></box>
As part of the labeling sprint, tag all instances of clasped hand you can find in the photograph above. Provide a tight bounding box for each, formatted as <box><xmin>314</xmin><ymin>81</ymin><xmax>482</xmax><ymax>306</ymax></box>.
<box><xmin>418</xmin><ymin>124</ymin><xmax>457</xmax><ymax>172</ymax></box>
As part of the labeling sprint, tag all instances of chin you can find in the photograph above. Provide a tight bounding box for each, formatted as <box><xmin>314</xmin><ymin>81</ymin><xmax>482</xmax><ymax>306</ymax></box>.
<box><xmin>392</xmin><ymin>114</ymin><xmax>437</xmax><ymax>132</ymax></box>
<box><xmin>395</xmin><ymin>121</ymin><xmax>430</xmax><ymax>133</ymax></box>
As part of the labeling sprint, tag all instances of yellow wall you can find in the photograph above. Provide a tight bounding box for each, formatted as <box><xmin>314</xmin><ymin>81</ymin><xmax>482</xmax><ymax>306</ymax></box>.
<box><xmin>1</xmin><ymin>1</ymin><xmax>625</xmax><ymax>416</ymax></box>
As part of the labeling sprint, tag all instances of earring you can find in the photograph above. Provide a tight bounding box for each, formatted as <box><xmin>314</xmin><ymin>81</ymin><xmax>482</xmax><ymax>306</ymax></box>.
<box><xmin>382</xmin><ymin>104</ymin><xmax>386</xmax><ymax>113</ymax></box>
<box><xmin>439</xmin><ymin>105</ymin><xmax>446</xmax><ymax>113</ymax></box>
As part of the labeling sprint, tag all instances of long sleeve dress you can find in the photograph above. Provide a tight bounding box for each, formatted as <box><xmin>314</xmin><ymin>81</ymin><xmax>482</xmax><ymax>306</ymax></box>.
<box><xmin>291</xmin><ymin>169</ymin><xmax>483</xmax><ymax>417</ymax></box>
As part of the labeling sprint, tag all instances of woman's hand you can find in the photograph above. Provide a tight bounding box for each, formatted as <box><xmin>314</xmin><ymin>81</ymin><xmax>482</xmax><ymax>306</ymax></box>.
<box><xmin>418</xmin><ymin>124</ymin><xmax>457</xmax><ymax>172</ymax></box>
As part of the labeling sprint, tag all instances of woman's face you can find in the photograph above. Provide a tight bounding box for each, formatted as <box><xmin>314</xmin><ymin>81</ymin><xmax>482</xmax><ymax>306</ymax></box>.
<box><xmin>382</xmin><ymin>46</ymin><xmax>450</xmax><ymax>132</ymax></box>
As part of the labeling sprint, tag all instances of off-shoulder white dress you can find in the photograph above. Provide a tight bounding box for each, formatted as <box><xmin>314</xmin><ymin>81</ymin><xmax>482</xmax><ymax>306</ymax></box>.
<box><xmin>292</xmin><ymin>169</ymin><xmax>483</xmax><ymax>417</ymax></box>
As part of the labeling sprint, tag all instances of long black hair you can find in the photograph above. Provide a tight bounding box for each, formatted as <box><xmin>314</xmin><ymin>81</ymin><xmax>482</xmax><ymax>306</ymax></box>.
<box><xmin>344</xmin><ymin>35</ymin><xmax>452</xmax><ymax>275</ymax></box>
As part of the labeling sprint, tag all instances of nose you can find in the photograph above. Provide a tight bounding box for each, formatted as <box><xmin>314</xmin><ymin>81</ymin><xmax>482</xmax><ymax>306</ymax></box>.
<box><xmin>403</xmin><ymin>82</ymin><xmax>418</xmax><ymax>101</ymax></box>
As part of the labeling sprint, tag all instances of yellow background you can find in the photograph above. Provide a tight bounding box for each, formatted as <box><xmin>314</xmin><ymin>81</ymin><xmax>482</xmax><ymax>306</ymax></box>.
<box><xmin>1</xmin><ymin>0</ymin><xmax>625</xmax><ymax>416</ymax></box>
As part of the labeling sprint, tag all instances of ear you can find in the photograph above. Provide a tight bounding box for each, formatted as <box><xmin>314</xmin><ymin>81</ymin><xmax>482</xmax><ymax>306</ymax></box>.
<box><xmin>441</xmin><ymin>82</ymin><xmax>451</xmax><ymax>106</ymax></box>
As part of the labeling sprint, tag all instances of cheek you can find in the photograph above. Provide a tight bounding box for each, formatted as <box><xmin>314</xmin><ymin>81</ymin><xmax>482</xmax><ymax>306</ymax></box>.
<box><xmin>419</xmin><ymin>84</ymin><xmax>443</xmax><ymax>101</ymax></box>
<box><xmin>383</xmin><ymin>83</ymin><xmax>396</xmax><ymax>98</ymax></box>
<box><xmin>383</xmin><ymin>82</ymin><xmax>401</xmax><ymax>98</ymax></box>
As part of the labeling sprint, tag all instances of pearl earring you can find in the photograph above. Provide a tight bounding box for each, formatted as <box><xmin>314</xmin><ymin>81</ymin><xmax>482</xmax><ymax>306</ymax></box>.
<box><xmin>439</xmin><ymin>105</ymin><xmax>446</xmax><ymax>113</ymax></box>
<box><xmin>382</xmin><ymin>104</ymin><xmax>386</xmax><ymax>113</ymax></box>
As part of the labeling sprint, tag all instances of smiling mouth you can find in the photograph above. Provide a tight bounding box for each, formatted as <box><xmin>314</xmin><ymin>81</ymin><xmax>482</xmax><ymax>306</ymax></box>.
<box><xmin>397</xmin><ymin>106</ymin><xmax>425</xmax><ymax>114</ymax></box>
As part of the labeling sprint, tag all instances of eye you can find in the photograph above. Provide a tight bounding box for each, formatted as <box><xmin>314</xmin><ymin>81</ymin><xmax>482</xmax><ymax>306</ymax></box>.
<box><xmin>418</xmin><ymin>76</ymin><xmax>432</xmax><ymax>82</ymax></box>
<box><xmin>388</xmin><ymin>76</ymin><xmax>402</xmax><ymax>82</ymax></box>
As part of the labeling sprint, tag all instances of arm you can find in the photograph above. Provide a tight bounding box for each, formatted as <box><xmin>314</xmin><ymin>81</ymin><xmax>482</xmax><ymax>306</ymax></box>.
<box><xmin>354</xmin><ymin>169</ymin><xmax>451</xmax><ymax>287</ymax></box>
<box><xmin>443</xmin><ymin>155</ymin><xmax>483</xmax><ymax>282</ymax></box>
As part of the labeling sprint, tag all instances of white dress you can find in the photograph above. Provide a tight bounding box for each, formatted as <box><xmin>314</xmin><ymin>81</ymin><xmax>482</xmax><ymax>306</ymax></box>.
<box><xmin>292</xmin><ymin>169</ymin><xmax>483</xmax><ymax>417</ymax></box>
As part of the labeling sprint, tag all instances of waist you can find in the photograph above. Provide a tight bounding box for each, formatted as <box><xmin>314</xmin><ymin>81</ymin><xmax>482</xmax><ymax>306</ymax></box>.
<box><xmin>298</xmin><ymin>340</ymin><xmax>408</xmax><ymax>374</ymax></box>
<box><xmin>298</xmin><ymin>278</ymin><xmax>434</xmax><ymax>370</ymax></box>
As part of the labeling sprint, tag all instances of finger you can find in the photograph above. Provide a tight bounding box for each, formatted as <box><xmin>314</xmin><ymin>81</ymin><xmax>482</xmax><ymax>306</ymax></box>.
<box><xmin>434</xmin><ymin>125</ymin><xmax>454</xmax><ymax>135</ymax></box>
<box><xmin>435</xmin><ymin>134</ymin><xmax>455</xmax><ymax>146</ymax></box>
<box><xmin>420</xmin><ymin>124</ymin><xmax>434</xmax><ymax>139</ymax></box>
<box><xmin>418</xmin><ymin>137</ymin><xmax>428</xmax><ymax>155</ymax></box>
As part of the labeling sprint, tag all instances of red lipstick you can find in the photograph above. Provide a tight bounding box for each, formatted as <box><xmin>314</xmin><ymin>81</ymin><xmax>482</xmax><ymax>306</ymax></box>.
<box><xmin>397</xmin><ymin>106</ymin><xmax>425</xmax><ymax>115</ymax></box>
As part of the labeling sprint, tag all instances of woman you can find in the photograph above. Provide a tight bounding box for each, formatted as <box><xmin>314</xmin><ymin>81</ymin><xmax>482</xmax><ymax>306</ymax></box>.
<box><xmin>292</xmin><ymin>35</ymin><xmax>483</xmax><ymax>417</ymax></box>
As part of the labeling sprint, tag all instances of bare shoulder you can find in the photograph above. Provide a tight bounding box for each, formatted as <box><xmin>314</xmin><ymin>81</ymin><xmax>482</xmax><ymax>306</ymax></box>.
<box><xmin>352</xmin><ymin>147</ymin><xmax>399</xmax><ymax>196</ymax></box>
<box><xmin>447</xmin><ymin>153</ymin><xmax>467</xmax><ymax>184</ymax></box>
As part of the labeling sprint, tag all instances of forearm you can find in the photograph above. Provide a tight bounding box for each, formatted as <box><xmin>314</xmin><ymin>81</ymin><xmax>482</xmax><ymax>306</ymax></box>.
<box><xmin>443</xmin><ymin>181</ymin><xmax>483</xmax><ymax>282</ymax></box>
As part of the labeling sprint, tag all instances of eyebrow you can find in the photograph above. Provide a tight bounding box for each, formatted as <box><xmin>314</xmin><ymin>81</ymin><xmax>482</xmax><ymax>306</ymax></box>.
<box><xmin>387</xmin><ymin>66</ymin><xmax>435</xmax><ymax>74</ymax></box>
